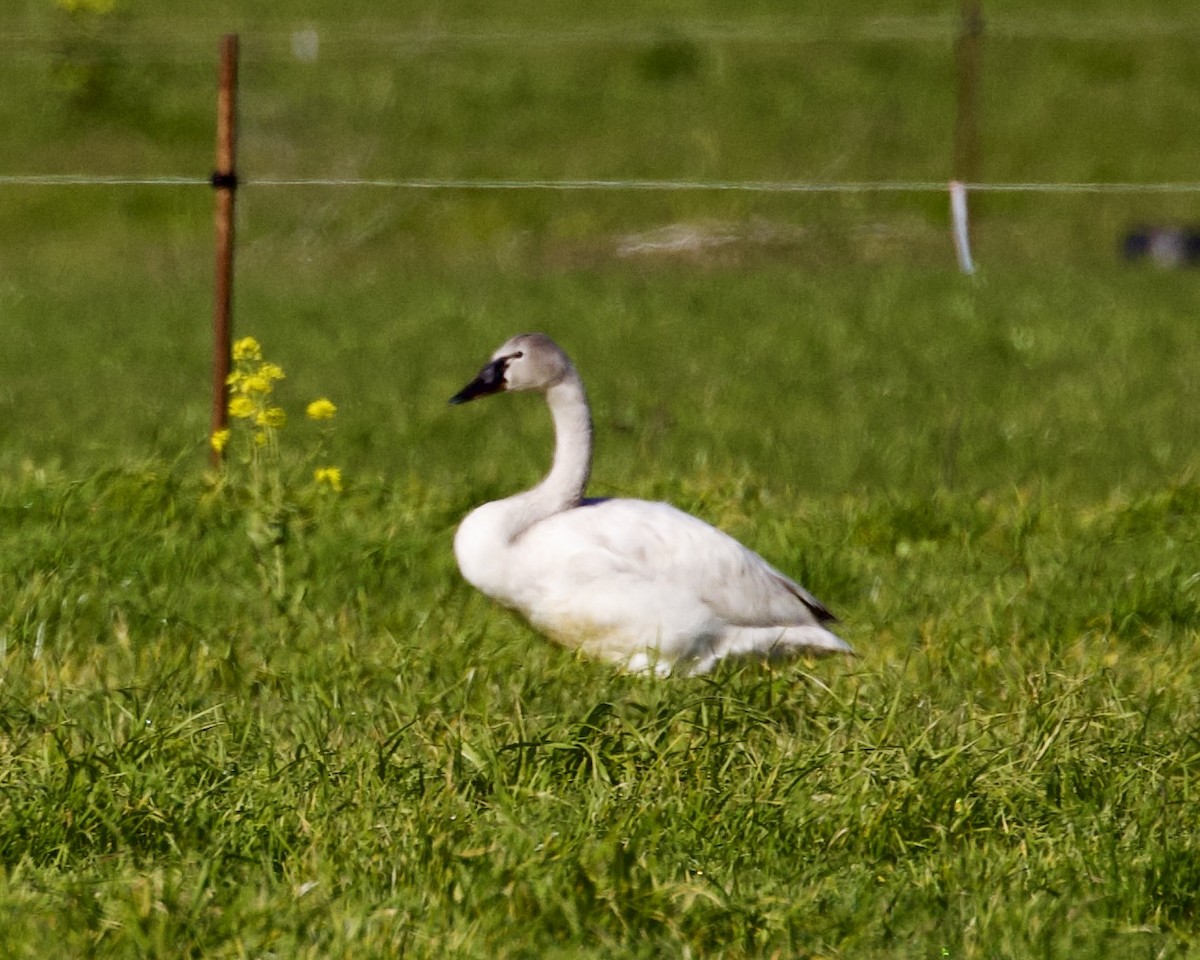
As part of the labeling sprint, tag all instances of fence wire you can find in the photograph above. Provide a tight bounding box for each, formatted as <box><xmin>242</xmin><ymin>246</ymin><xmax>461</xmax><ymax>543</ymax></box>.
<box><xmin>5</xmin><ymin>16</ymin><xmax>1200</xmax><ymax>55</ymax></box>
<box><xmin>3</xmin><ymin>175</ymin><xmax>1200</xmax><ymax>195</ymax></box>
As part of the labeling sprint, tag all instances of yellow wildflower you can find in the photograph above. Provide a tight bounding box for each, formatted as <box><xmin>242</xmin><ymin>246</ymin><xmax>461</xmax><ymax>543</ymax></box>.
<box><xmin>226</xmin><ymin>370</ymin><xmax>244</xmax><ymax>390</ymax></box>
<box><xmin>210</xmin><ymin>429</ymin><xmax>231</xmax><ymax>453</ymax></box>
<box><xmin>242</xmin><ymin>374</ymin><xmax>271</xmax><ymax>395</ymax></box>
<box><xmin>259</xmin><ymin>362</ymin><xmax>286</xmax><ymax>382</ymax></box>
<box><xmin>229</xmin><ymin>396</ymin><xmax>255</xmax><ymax>419</ymax></box>
<box><xmin>256</xmin><ymin>406</ymin><xmax>287</xmax><ymax>429</ymax></box>
<box><xmin>314</xmin><ymin>466</ymin><xmax>343</xmax><ymax>492</ymax></box>
<box><xmin>232</xmin><ymin>337</ymin><xmax>262</xmax><ymax>362</ymax></box>
<box><xmin>305</xmin><ymin>398</ymin><xmax>337</xmax><ymax>421</ymax></box>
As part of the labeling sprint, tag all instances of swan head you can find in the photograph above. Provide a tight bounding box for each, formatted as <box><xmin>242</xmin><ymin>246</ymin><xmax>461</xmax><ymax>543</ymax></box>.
<box><xmin>449</xmin><ymin>333</ymin><xmax>573</xmax><ymax>404</ymax></box>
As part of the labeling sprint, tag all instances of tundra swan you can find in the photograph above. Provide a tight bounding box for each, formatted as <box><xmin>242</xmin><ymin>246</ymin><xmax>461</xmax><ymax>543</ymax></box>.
<box><xmin>449</xmin><ymin>333</ymin><xmax>852</xmax><ymax>676</ymax></box>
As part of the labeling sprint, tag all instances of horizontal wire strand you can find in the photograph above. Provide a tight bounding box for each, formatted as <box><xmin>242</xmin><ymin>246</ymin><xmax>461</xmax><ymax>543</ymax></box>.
<box><xmin>5</xmin><ymin>17</ymin><xmax>1200</xmax><ymax>52</ymax></box>
<box><xmin>0</xmin><ymin>175</ymin><xmax>209</xmax><ymax>186</ymax></box>
<box><xmin>3</xmin><ymin>175</ymin><xmax>1200</xmax><ymax>194</ymax></box>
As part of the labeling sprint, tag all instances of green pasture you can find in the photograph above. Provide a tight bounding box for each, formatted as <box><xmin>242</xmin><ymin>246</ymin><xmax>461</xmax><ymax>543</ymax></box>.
<box><xmin>2</xmin><ymin>1</ymin><xmax>1199</xmax><ymax>957</ymax></box>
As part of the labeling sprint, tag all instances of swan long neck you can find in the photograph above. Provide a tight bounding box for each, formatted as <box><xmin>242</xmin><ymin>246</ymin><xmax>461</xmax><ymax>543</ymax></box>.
<box><xmin>505</xmin><ymin>367</ymin><xmax>592</xmax><ymax>538</ymax></box>
<box><xmin>537</xmin><ymin>370</ymin><xmax>593</xmax><ymax>508</ymax></box>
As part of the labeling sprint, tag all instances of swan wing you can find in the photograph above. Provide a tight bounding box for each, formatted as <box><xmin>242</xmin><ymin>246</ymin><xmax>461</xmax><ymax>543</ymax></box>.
<box><xmin>521</xmin><ymin>498</ymin><xmax>835</xmax><ymax>629</ymax></box>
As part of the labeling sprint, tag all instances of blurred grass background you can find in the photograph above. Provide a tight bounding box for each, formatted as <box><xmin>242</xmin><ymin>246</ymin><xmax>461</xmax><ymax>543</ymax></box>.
<box><xmin>1</xmin><ymin>0</ymin><xmax>1199</xmax><ymax>494</ymax></box>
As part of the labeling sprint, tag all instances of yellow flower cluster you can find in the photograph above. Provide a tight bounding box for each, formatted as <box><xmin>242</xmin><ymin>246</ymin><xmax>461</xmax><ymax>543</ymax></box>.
<box><xmin>313</xmin><ymin>466</ymin><xmax>343</xmax><ymax>492</ymax></box>
<box><xmin>232</xmin><ymin>336</ymin><xmax>262</xmax><ymax>362</ymax></box>
<box><xmin>225</xmin><ymin>338</ymin><xmax>287</xmax><ymax>440</ymax></box>
<box><xmin>211</xmin><ymin>335</ymin><xmax>344</xmax><ymax>494</ymax></box>
<box><xmin>306</xmin><ymin>398</ymin><xmax>337</xmax><ymax>421</ymax></box>
<box><xmin>256</xmin><ymin>407</ymin><xmax>287</xmax><ymax>429</ymax></box>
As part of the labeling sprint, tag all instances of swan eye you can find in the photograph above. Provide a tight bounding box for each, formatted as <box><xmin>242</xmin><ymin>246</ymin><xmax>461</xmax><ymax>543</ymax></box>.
<box><xmin>498</xmin><ymin>351</ymin><xmax>523</xmax><ymax>377</ymax></box>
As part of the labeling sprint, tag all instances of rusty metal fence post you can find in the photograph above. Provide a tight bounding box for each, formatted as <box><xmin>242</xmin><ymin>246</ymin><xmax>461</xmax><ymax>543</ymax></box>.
<box><xmin>210</xmin><ymin>33</ymin><xmax>239</xmax><ymax>466</ymax></box>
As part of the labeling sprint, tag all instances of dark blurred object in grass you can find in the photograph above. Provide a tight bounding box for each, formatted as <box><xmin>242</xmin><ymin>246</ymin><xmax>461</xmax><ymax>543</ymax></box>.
<box><xmin>1123</xmin><ymin>225</ymin><xmax>1200</xmax><ymax>267</ymax></box>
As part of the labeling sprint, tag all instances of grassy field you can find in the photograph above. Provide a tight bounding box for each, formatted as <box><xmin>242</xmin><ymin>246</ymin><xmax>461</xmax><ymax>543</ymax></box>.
<box><xmin>2</xmin><ymin>2</ymin><xmax>1200</xmax><ymax>958</ymax></box>
<box><xmin>1</xmin><ymin>464</ymin><xmax>1197</xmax><ymax>959</ymax></box>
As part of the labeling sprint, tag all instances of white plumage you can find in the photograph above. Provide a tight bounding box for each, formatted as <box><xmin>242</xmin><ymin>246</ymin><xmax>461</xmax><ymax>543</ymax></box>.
<box><xmin>450</xmin><ymin>333</ymin><xmax>852</xmax><ymax>676</ymax></box>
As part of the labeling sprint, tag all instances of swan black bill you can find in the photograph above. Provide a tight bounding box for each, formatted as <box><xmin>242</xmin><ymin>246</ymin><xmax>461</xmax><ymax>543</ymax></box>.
<box><xmin>449</xmin><ymin>357</ymin><xmax>508</xmax><ymax>405</ymax></box>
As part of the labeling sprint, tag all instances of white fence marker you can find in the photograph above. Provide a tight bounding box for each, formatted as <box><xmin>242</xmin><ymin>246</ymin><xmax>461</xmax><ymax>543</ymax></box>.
<box><xmin>949</xmin><ymin>180</ymin><xmax>975</xmax><ymax>274</ymax></box>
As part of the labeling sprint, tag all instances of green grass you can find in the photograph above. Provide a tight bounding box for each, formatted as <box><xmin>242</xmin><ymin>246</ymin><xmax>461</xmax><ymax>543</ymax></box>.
<box><xmin>1</xmin><ymin>466</ymin><xmax>1197</xmax><ymax>958</ymax></box>
<box><xmin>3</xmin><ymin>265</ymin><xmax>1198</xmax><ymax>498</ymax></box>
<box><xmin>2</xmin><ymin>1</ymin><xmax>1200</xmax><ymax>957</ymax></box>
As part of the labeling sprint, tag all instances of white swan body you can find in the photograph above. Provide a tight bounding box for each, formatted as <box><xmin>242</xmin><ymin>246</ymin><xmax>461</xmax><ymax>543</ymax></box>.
<box><xmin>450</xmin><ymin>333</ymin><xmax>852</xmax><ymax>676</ymax></box>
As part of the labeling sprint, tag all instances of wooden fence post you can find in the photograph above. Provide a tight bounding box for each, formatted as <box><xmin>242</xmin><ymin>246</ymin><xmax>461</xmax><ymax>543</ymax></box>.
<box><xmin>210</xmin><ymin>33</ymin><xmax>239</xmax><ymax>466</ymax></box>
<box><xmin>953</xmin><ymin>1</ymin><xmax>983</xmax><ymax>186</ymax></box>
